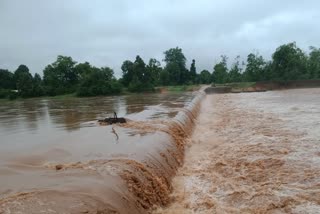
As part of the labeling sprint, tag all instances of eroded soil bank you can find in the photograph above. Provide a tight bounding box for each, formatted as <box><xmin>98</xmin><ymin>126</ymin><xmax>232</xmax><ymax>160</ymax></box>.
<box><xmin>155</xmin><ymin>88</ymin><xmax>320</xmax><ymax>214</ymax></box>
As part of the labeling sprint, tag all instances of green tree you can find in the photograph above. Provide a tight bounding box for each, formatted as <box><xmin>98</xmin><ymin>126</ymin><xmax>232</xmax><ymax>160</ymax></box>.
<box><xmin>133</xmin><ymin>55</ymin><xmax>147</xmax><ymax>82</ymax></box>
<box><xmin>74</xmin><ymin>62</ymin><xmax>93</xmax><ymax>81</ymax></box>
<box><xmin>131</xmin><ymin>55</ymin><xmax>153</xmax><ymax>92</ymax></box>
<box><xmin>163</xmin><ymin>47</ymin><xmax>188</xmax><ymax>85</ymax></box>
<box><xmin>122</xmin><ymin>56</ymin><xmax>154</xmax><ymax>92</ymax></box>
<box><xmin>43</xmin><ymin>64</ymin><xmax>60</xmax><ymax>95</ymax></box>
<box><xmin>159</xmin><ymin>70</ymin><xmax>170</xmax><ymax>85</ymax></box>
<box><xmin>271</xmin><ymin>42</ymin><xmax>308</xmax><ymax>80</ymax></box>
<box><xmin>121</xmin><ymin>60</ymin><xmax>134</xmax><ymax>87</ymax></box>
<box><xmin>263</xmin><ymin>61</ymin><xmax>273</xmax><ymax>81</ymax></box>
<box><xmin>32</xmin><ymin>73</ymin><xmax>44</xmax><ymax>96</ymax></box>
<box><xmin>165</xmin><ymin>62</ymin><xmax>180</xmax><ymax>85</ymax></box>
<box><xmin>243</xmin><ymin>53</ymin><xmax>266</xmax><ymax>81</ymax></box>
<box><xmin>77</xmin><ymin>66</ymin><xmax>121</xmax><ymax>96</ymax></box>
<box><xmin>128</xmin><ymin>75</ymin><xmax>144</xmax><ymax>92</ymax></box>
<box><xmin>229</xmin><ymin>56</ymin><xmax>243</xmax><ymax>82</ymax></box>
<box><xmin>14</xmin><ymin>65</ymin><xmax>34</xmax><ymax>97</ymax></box>
<box><xmin>190</xmin><ymin>59</ymin><xmax>197</xmax><ymax>84</ymax></box>
<box><xmin>212</xmin><ymin>55</ymin><xmax>228</xmax><ymax>84</ymax></box>
<box><xmin>146</xmin><ymin>58</ymin><xmax>162</xmax><ymax>86</ymax></box>
<box><xmin>307</xmin><ymin>46</ymin><xmax>320</xmax><ymax>79</ymax></box>
<box><xmin>0</xmin><ymin>69</ymin><xmax>15</xmax><ymax>89</ymax></box>
<box><xmin>43</xmin><ymin>55</ymin><xmax>77</xmax><ymax>95</ymax></box>
<box><xmin>199</xmin><ymin>70</ymin><xmax>212</xmax><ymax>84</ymax></box>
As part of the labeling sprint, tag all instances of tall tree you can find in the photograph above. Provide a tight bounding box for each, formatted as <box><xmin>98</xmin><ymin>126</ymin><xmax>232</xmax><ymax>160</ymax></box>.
<box><xmin>74</xmin><ymin>62</ymin><xmax>93</xmax><ymax>81</ymax></box>
<box><xmin>212</xmin><ymin>55</ymin><xmax>228</xmax><ymax>84</ymax></box>
<box><xmin>199</xmin><ymin>70</ymin><xmax>212</xmax><ymax>84</ymax></box>
<box><xmin>133</xmin><ymin>55</ymin><xmax>147</xmax><ymax>82</ymax></box>
<box><xmin>14</xmin><ymin>65</ymin><xmax>34</xmax><ymax>97</ymax></box>
<box><xmin>77</xmin><ymin>66</ymin><xmax>121</xmax><ymax>96</ymax></box>
<box><xmin>43</xmin><ymin>55</ymin><xmax>77</xmax><ymax>95</ymax></box>
<box><xmin>190</xmin><ymin>59</ymin><xmax>197</xmax><ymax>83</ymax></box>
<box><xmin>121</xmin><ymin>60</ymin><xmax>134</xmax><ymax>87</ymax></box>
<box><xmin>243</xmin><ymin>53</ymin><xmax>266</xmax><ymax>81</ymax></box>
<box><xmin>146</xmin><ymin>58</ymin><xmax>162</xmax><ymax>86</ymax></box>
<box><xmin>122</xmin><ymin>55</ymin><xmax>154</xmax><ymax>92</ymax></box>
<box><xmin>307</xmin><ymin>46</ymin><xmax>320</xmax><ymax>79</ymax></box>
<box><xmin>32</xmin><ymin>73</ymin><xmax>44</xmax><ymax>96</ymax></box>
<box><xmin>0</xmin><ymin>69</ymin><xmax>15</xmax><ymax>89</ymax></box>
<box><xmin>159</xmin><ymin>70</ymin><xmax>170</xmax><ymax>86</ymax></box>
<box><xmin>163</xmin><ymin>47</ymin><xmax>188</xmax><ymax>85</ymax></box>
<box><xmin>271</xmin><ymin>42</ymin><xmax>308</xmax><ymax>80</ymax></box>
<box><xmin>229</xmin><ymin>56</ymin><xmax>243</xmax><ymax>82</ymax></box>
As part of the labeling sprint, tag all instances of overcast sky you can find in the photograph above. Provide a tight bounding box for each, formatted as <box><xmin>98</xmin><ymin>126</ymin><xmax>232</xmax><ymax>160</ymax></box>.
<box><xmin>1</xmin><ymin>0</ymin><xmax>319</xmax><ymax>77</ymax></box>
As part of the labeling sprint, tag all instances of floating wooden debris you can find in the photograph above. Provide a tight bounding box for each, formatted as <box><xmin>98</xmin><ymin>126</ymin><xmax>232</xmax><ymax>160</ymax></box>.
<box><xmin>98</xmin><ymin>112</ymin><xmax>127</xmax><ymax>125</ymax></box>
<box><xmin>55</xmin><ymin>164</ymin><xmax>63</xmax><ymax>171</ymax></box>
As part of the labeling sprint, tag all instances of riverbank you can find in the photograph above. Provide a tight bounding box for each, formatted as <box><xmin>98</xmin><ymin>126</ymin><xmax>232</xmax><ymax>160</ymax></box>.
<box><xmin>155</xmin><ymin>88</ymin><xmax>320</xmax><ymax>213</ymax></box>
<box><xmin>0</xmin><ymin>85</ymin><xmax>201</xmax><ymax>101</ymax></box>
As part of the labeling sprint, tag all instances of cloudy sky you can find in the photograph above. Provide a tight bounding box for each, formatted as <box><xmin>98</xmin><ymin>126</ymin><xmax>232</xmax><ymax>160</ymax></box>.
<box><xmin>0</xmin><ymin>0</ymin><xmax>319</xmax><ymax>77</ymax></box>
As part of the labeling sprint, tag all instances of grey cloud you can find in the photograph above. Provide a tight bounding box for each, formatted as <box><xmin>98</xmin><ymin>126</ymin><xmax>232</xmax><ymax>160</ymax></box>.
<box><xmin>1</xmin><ymin>0</ymin><xmax>320</xmax><ymax>77</ymax></box>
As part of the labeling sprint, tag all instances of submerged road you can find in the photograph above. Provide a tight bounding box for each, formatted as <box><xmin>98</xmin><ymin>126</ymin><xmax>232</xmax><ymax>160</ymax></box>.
<box><xmin>155</xmin><ymin>89</ymin><xmax>320</xmax><ymax>214</ymax></box>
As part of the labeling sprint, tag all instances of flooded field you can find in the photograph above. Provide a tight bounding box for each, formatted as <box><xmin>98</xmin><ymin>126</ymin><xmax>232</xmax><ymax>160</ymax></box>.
<box><xmin>156</xmin><ymin>88</ymin><xmax>320</xmax><ymax>214</ymax></box>
<box><xmin>0</xmin><ymin>92</ymin><xmax>203</xmax><ymax>213</ymax></box>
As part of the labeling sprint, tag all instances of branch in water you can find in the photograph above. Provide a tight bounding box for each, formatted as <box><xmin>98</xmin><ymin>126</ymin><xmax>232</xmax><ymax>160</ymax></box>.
<box><xmin>112</xmin><ymin>126</ymin><xmax>119</xmax><ymax>141</ymax></box>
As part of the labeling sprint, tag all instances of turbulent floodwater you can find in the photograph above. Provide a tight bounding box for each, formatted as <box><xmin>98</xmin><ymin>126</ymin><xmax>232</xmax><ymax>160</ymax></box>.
<box><xmin>156</xmin><ymin>88</ymin><xmax>320</xmax><ymax>214</ymax></box>
<box><xmin>2</xmin><ymin>88</ymin><xmax>319</xmax><ymax>213</ymax></box>
<box><xmin>0</xmin><ymin>92</ymin><xmax>201</xmax><ymax>214</ymax></box>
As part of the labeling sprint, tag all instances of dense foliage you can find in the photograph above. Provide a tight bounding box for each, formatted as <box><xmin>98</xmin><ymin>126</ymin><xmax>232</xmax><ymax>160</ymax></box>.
<box><xmin>121</xmin><ymin>56</ymin><xmax>154</xmax><ymax>92</ymax></box>
<box><xmin>1</xmin><ymin>42</ymin><xmax>320</xmax><ymax>99</ymax></box>
<box><xmin>77</xmin><ymin>66</ymin><xmax>122</xmax><ymax>96</ymax></box>
<box><xmin>211</xmin><ymin>42</ymin><xmax>320</xmax><ymax>84</ymax></box>
<box><xmin>43</xmin><ymin>56</ymin><xmax>78</xmax><ymax>95</ymax></box>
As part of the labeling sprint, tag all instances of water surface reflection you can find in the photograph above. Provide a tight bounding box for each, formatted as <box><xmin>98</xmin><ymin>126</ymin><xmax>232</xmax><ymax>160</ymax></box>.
<box><xmin>0</xmin><ymin>92</ymin><xmax>194</xmax><ymax>148</ymax></box>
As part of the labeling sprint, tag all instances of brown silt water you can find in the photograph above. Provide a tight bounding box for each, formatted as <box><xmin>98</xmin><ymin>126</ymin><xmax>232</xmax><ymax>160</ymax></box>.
<box><xmin>155</xmin><ymin>88</ymin><xmax>320</xmax><ymax>214</ymax></box>
<box><xmin>2</xmin><ymin>88</ymin><xmax>319</xmax><ymax>213</ymax></box>
<box><xmin>0</xmin><ymin>92</ymin><xmax>204</xmax><ymax>213</ymax></box>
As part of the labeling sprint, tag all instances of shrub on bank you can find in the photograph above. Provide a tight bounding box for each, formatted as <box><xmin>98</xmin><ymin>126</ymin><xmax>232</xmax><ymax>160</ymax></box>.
<box><xmin>0</xmin><ymin>89</ymin><xmax>10</xmax><ymax>99</ymax></box>
<box><xmin>0</xmin><ymin>89</ymin><xmax>18</xmax><ymax>99</ymax></box>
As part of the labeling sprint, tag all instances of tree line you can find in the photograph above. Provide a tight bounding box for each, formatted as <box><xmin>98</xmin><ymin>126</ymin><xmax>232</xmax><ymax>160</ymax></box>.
<box><xmin>212</xmin><ymin>42</ymin><xmax>320</xmax><ymax>84</ymax></box>
<box><xmin>1</xmin><ymin>42</ymin><xmax>320</xmax><ymax>99</ymax></box>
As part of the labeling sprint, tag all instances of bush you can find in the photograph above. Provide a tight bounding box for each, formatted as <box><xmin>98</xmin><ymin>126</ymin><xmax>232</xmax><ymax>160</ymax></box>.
<box><xmin>8</xmin><ymin>91</ymin><xmax>18</xmax><ymax>100</ymax></box>
<box><xmin>0</xmin><ymin>89</ymin><xmax>9</xmax><ymax>98</ymax></box>
<box><xmin>110</xmin><ymin>81</ymin><xmax>123</xmax><ymax>94</ymax></box>
<box><xmin>0</xmin><ymin>89</ymin><xmax>18</xmax><ymax>100</ymax></box>
<box><xmin>76</xmin><ymin>81</ymin><xmax>123</xmax><ymax>97</ymax></box>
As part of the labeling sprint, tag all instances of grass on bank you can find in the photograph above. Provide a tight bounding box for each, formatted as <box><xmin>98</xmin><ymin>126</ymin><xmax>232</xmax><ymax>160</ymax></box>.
<box><xmin>0</xmin><ymin>85</ymin><xmax>202</xmax><ymax>101</ymax></box>
<box><xmin>212</xmin><ymin>82</ymin><xmax>256</xmax><ymax>89</ymax></box>
<box><xmin>157</xmin><ymin>85</ymin><xmax>201</xmax><ymax>92</ymax></box>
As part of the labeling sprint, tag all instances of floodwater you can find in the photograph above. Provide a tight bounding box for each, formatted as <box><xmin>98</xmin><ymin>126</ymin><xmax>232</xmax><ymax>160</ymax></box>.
<box><xmin>156</xmin><ymin>88</ymin><xmax>320</xmax><ymax>214</ymax></box>
<box><xmin>0</xmin><ymin>92</ymin><xmax>202</xmax><ymax>214</ymax></box>
<box><xmin>0</xmin><ymin>93</ymin><xmax>194</xmax><ymax>149</ymax></box>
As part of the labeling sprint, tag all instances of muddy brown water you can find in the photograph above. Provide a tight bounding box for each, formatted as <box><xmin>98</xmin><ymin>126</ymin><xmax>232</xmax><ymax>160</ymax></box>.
<box><xmin>0</xmin><ymin>92</ymin><xmax>205</xmax><ymax>213</ymax></box>
<box><xmin>0</xmin><ymin>93</ymin><xmax>194</xmax><ymax>147</ymax></box>
<box><xmin>155</xmin><ymin>88</ymin><xmax>320</xmax><ymax>214</ymax></box>
<box><xmin>3</xmin><ymin>88</ymin><xmax>318</xmax><ymax>213</ymax></box>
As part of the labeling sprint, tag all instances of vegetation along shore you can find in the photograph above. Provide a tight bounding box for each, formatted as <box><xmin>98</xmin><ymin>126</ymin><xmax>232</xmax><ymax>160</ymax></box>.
<box><xmin>1</xmin><ymin>42</ymin><xmax>320</xmax><ymax>100</ymax></box>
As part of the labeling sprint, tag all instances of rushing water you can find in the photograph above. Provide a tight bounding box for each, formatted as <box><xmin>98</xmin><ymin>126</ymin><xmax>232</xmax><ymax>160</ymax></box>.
<box><xmin>156</xmin><ymin>88</ymin><xmax>320</xmax><ymax>214</ymax></box>
<box><xmin>0</xmin><ymin>91</ymin><xmax>201</xmax><ymax>214</ymax></box>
